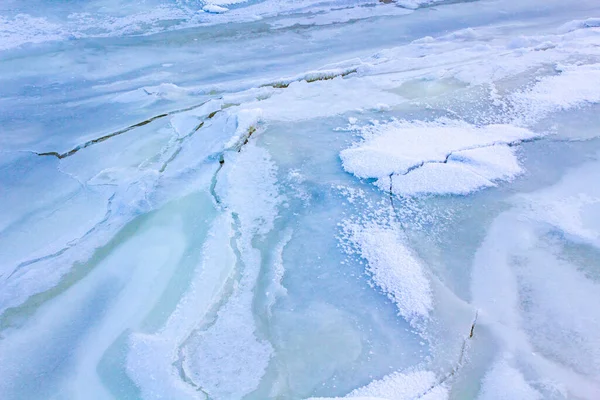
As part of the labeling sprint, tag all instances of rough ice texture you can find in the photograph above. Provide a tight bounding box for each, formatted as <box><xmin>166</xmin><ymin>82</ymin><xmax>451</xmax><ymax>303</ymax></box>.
<box><xmin>390</xmin><ymin>145</ymin><xmax>523</xmax><ymax>196</ymax></box>
<box><xmin>183</xmin><ymin>142</ymin><xmax>282</xmax><ymax>399</ymax></box>
<box><xmin>127</xmin><ymin>214</ymin><xmax>236</xmax><ymax>400</ymax></box>
<box><xmin>203</xmin><ymin>5</ymin><xmax>229</xmax><ymax>14</ymax></box>
<box><xmin>0</xmin><ymin>1</ymin><xmax>398</xmax><ymax>51</ymax></box>
<box><xmin>224</xmin><ymin>108</ymin><xmax>263</xmax><ymax>149</ymax></box>
<box><xmin>477</xmin><ymin>359</ymin><xmax>542</xmax><ymax>400</ymax></box>
<box><xmin>348</xmin><ymin>370</ymin><xmax>441</xmax><ymax>399</ymax></box>
<box><xmin>308</xmin><ymin>369</ymin><xmax>447</xmax><ymax>400</ymax></box>
<box><xmin>511</xmin><ymin>63</ymin><xmax>600</xmax><ymax>125</ymax></box>
<box><xmin>558</xmin><ymin>18</ymin><xmax>600</xmax><ymax>33</ymax></box>
<box><xmin>271</xmin><ymin>5</ymin><xmax>412</xmax><ymax>28</ymax></box>
<box><xmin>4</xmin><ymin>5</ymin><xmax>600</xmax><ymax>400</ymax></box>
<box><xmin>341</xmin><ymin>119</ymin><xmax>534</xmax><ymax>196</ymax></box>
<box><xmin>343</xmin><ymin>222</ymin><xmax>432</xmax><ymax>322</ymax></box>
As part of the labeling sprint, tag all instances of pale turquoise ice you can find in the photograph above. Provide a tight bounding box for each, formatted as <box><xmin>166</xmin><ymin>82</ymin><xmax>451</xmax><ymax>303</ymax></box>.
<box><xmin>1</xmin><ymin>1</ymin><xmax>600</xmax><ymax>399</ymax></box>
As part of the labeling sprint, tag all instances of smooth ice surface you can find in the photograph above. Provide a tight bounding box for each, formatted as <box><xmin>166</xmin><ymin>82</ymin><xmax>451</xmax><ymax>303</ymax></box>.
<box><xmin>2</xmin><ymin>0</ymin><xmax>600</xmax><ymax>399</ymax></box>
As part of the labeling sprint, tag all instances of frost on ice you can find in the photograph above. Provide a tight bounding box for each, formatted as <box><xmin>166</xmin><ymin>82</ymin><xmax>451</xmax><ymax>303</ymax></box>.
<box><xmin>2</xmin><ymin>1</ymin><xmax>600</xmax><ymax>399</ymax></box>
<box><xmin>340</xmin><ymin>119</ymin><xmax>535</xmax><ymax>196</ymax></box>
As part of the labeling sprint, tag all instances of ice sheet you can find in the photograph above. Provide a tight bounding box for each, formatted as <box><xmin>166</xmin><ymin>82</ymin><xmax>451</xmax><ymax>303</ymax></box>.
<box><xmin>3</xmin><ymin>1</ymin><xmax>600</xmax><ymax>399</ymax></box>
<box><xmin>471</xmin><ymin>159</ymin><xmax>600</xmax><ymax>399</ymax></box>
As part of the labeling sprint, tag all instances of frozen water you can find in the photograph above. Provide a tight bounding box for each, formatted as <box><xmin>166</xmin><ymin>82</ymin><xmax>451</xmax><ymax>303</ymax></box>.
<box><xmin>2</xmin><ymin>0</ymin><xmax>600</xmax><ymax>399</ymax></box>
<box><xmin>340</xmin><ymin>120</ymin><xmax>534</xmax><ymax>195</ymax></box>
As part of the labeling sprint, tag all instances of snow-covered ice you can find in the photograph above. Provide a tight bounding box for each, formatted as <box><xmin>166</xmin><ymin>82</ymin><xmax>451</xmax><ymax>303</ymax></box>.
<box><xmin>2</xmin><ymin>0</ymin><xmax>600</xmax><ymax>399</ymax></box>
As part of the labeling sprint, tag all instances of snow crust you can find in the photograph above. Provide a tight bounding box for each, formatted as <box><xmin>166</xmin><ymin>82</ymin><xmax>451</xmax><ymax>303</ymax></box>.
<box><xmin>342</xmin><ymin>222</ymin><xmax>432</xmax><ymax>322</ymax></box>
<box><xmin>341</xmin><ymin>120</ymin><xmax>534</xmax><ymax>196</ymax></box>
<box><xmin>3</xmin><ymin>2</ymin><xmax>600</xmax><ymax>400</ymax></box>
<box><xmin>309</xmin><ymin>369</ymin><xmax>448</xmax><ymax>400</ymax></box>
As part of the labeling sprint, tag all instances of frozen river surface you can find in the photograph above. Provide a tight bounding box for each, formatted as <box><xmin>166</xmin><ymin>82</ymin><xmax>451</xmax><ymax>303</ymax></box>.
<box><xmin>2</xmin><ymin>1</ymin><xmax>600</xmax><ymax>399</ymax></box>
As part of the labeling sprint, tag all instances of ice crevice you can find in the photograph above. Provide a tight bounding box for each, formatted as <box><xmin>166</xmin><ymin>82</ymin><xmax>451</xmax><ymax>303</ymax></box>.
<box><xmin>33</xmin><ymin>65</ymin><xmax>355</xmax><ymax>161</ymax></box>
<box><xmin>311</xmin><ymin>310</ymin><xmax>480</xmax><ymax>400</ymax></box>
<box><xmin>4</xmin><ymin>193</ymin><xmax>116</xmax><ymax>282</ymax></box>
<box><xmin>260</xmin><ymin>67</ymin><xmax>359</xmax><ymax>89</ymax></box>
<box><xmin>395</xmin><ymin>137</ymin><xmax>543</xmax><ymax>179</ymax></box>
<box><xmin>34</xmin><ymin>98</ymin><xmax>221</xmax><ymax>160</ymax></box>
<box><xmin>176</xmin><ymin>213</ymin><xmax>244</xmax><ymax>398</ymax></box>
<box><xmin>415</xmin><ymin>310</ymin><xmax>480</xmax><ymax>400</ymax></box>
<box><xmin>3</xmin><ymin>8</ymin><xmax>600</xmax><ymax>400</ymax></box>
<box><xmin>174</xmin><ymin>216</ymin><xmax>243</xmax><ymax>399</ymax></box>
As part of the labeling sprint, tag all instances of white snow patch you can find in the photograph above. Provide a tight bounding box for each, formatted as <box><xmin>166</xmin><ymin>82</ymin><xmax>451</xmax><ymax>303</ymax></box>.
<box><xmin>450</xmin><ymin>145</ymin><xmax>523</xmax><ymax>182</ymax></box>
<box><xmin>390</xmin><ymin>145</ymin><xmax>524</xmax><ymax>196</ymax></box>
<box><xmin>342</xmin><ymin>222</ymin><xmax>432</xmax><ymax>322</ymax></box>
<box><xmin>390</xmin><ymin>162</ymin><xmax>495</xmax><ymax>196</ymax></box>
<box><xmin>340</xmin><ymin>119</ymin><xmax>534</xmax><ymax>195</ymax></box>
<box><xmin>254</xmin><ymin>77</ymin><xmax>404</xmax><ymax>122</ymax></box>
<box><xmin>511</xmin><ymin>63</ymin><xmax>600</xmax><ymax>125</ymax></box>
<box><xmin>203</xmin><ymin>5</ymin><xmax>229</xmax><ymax>14</ymax></box>
<box><xmin>349</xmin><ymin>370</ymin><xmax>443</xmax><ymax>399</ymax></box>
<box><xmin>307</xmin><ymin>369</ymin><xmax>447</xmax><ymax>400</ymax></box>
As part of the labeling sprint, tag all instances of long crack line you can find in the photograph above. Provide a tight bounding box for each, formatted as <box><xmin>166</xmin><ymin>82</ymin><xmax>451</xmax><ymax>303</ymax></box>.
<box><xmin>173</xmin><ymin>213</ymin><xmax>244</xmax><ymax>400</ymax></box>
<box><xmin>260</xmin><ymin>68</ymin><xmax>358</xmax><ymax>89</ymax></box>
<box><xmin>35</xmin><ymin>99</ymin><xmax>217</xmax><ymax>160</ymax></box>
<box><xmin>35</xmin><ymin>67</ymin><xmax>360</xmax><ymax>161</ymax></box>
<box><xmin>416</xmin><ymin>310</ymin><xmax>480</xmax><ymax>399</ymax></box>
<box><xmin>5</xmin><ymin>193</ymin><xmax>116</xmax><ymax>281</ymax></box>
<box><xmin>394</xmin><ymin>137</ymin><xmax>547</xmax><ymax>180</ymax></box>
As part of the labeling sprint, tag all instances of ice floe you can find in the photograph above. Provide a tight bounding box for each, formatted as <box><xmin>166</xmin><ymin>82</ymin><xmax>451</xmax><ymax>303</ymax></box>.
<box><xmin>340</xmin><ymin>119</ymin><xmax>535</xmax><ymax>196</ymax></box>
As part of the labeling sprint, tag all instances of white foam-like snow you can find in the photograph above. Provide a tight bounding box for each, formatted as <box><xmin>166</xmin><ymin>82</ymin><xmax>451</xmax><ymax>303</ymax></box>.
<box><xmin>341</xmin><ymin>119</ymin><xmax>534</xmax><ymax>196</ymax></box>
<box><xmin>390</xmin><ymin>145</ymin><xmax>524</xmax><ymax>196</ymax></box>
<box><xmin>511</xmin><ymin>63</ymin><xmax>600</xmax><ymax>125</ymax></box>
<box><xmin>348</xmin><ymin>370</ymin><xmax>441</xmax><ymax>399</ymax></box>
<box><xmin>308</xmin><ymin>369</ymin><xmax>447</xmax><ymax>400</ymax></box>
<box><xmin>0</xmin><ymin>14</ymin><xmax>65</xmax><ymax>51</ymax></box>
<box><xmin>342</xmin><ymin>222</ymin><xmax>432</xmax><ymax>322</ymax></box>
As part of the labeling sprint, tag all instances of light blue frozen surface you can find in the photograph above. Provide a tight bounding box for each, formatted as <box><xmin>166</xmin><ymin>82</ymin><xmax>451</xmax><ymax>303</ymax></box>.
<box><xmin>2</xmin><ymin>1</ymin><xmax>600</xmax><ymax>399</ymax></box>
